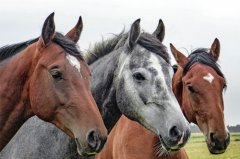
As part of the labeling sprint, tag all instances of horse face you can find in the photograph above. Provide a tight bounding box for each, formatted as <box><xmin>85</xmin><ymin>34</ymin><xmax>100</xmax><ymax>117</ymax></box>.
<box><xmin>29</xmin><ymin>13</ymin><xmax>107</xmax><ymax>156</ymax></box>
<box><xmin>182</xmin><ymin>64</ymin><xmax>229</xmax><ymax>154</ymax></box>
<box><xmin>115</xmin><ymin>19</ymin><xmax>190</xmax><ymax>151</ymax></box>
<box><xmin>171</xmin><ymin>40</ymin><xmax>229</xmax><ymax>154</ymax></box>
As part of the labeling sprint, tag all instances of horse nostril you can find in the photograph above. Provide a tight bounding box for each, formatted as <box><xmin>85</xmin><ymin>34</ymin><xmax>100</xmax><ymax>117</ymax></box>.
<box><xmin>169</xmin><ymin>126</ymin><xmax>182</xmax><ymax>141</ymax></box>
<box><xmin>87</xmin><ymin>130</ymin><xmax>99</xmax><ymax>150</ymax></box>
<box><xmin>210</xmin><ymin>132</ymin><xmax>215</xmax><ymax>142</ymax></box>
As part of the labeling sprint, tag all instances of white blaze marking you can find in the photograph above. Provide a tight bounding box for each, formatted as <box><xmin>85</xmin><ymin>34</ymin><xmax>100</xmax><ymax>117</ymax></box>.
<box><xmin>117</xmin><ymin>53</ymin><xmax>130</xmax><ymax>79</ymax></box>
<box><xmin>203</xmin><ymin>73</ymin><xmax>214</xmax><ymax>84</ymax></box>
<box><xmin>66</xmin><ymin>54</ymin><xmax>81</xmax><ymax>72</ymax></box>
<box><xmin>149</xmin><ymin>53</ymin><xmax>182</xmax><ymax>113</ymax></box>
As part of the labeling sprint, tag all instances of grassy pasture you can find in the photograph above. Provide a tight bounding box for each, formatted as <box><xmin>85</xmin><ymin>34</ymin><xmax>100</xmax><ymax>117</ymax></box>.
<box><xmin>185</xmin><ymin>133</ymin><xmax>240</xmax><ymax>159</ymax></box>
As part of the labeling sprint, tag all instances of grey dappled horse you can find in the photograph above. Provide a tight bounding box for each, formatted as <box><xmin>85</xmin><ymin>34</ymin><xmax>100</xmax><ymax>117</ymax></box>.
<box><xmin>0</xmin><ymin>19</ymin><xmax>190</xmax><ymax>159</ymax></box>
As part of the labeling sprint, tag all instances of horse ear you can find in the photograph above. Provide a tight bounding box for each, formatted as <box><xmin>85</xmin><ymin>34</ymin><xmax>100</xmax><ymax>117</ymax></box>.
<box><xmin>153</xmin><ymin>19</ymin><xmax>165</xmax><ymax>42</ymax></box>
<box><xmin>170</xmin><ymin>43</ymin><xmax>188</xmax><ymax>68</ymax></box>
<box><xmin>128</xmin><ymin>19</ymin><xmax>141</xmax><ymax>49</ymax></box>
<box><xmin>65</xmin><ymin>16</ymin><xmax>83</xmax><ymax>43</ymax></box>
<box><xmin>210</xmin><ymin>38</ymin><xmax>220</xmax><ymax>61</ymax></box>
<box><xmin>39</xmin><ymin>12</ymin><xmax>55</xmax><ymax>47</ymax></box>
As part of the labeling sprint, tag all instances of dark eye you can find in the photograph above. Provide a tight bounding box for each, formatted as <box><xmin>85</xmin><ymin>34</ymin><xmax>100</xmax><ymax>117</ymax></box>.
<box><xmin>187</xmin><ymin>85</ymin><xmax>196</xmax><ymax>93</ymax></box>
<box><xmin>133</xmin><ymin>72</ymin><xmax>146</xmax><ymax>81</ymax></box>
<box><xmin>50</xmin><ymin>69</ymin><xmax>63</xmax><ymax>81</ymax></box>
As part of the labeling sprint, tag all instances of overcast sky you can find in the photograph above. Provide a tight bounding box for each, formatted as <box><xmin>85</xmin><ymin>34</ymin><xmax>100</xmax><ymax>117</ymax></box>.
<box><xmin>0</xmin><ymin>0</ymin><xmax>239</xmax><ymax>125</ymax></box>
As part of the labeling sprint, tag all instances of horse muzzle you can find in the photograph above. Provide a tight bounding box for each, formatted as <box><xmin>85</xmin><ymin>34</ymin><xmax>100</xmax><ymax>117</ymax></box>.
<box><xmin>159</xmin><ymin>127</ymin><xmax>191</xmax><ymax>151</ymax></box>
<box><xmin>207</xmin><ymin>132</ymin><xmax>230</xmax><ymax>154</ymax></box>
<box><xmin>75</xmin><ymin>130</ymin><xmax>107</xmax><ymax>156</ymax></box>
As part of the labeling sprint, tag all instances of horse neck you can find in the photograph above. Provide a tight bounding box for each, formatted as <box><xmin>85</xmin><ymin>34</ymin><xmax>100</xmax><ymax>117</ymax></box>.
<box><xmin>89</xmin><ymin>50</ymin><xmax>121</xmax><ymax>132</ymax></box>
<box><xmin>0</xmin><ymin>45</ymin><xmax>36</xmax><ymax>150</ymax></box>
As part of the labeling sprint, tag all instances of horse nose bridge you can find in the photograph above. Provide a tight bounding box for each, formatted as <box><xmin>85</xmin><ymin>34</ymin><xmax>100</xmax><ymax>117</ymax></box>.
<box><xmin>165</xmin><ymin>98</ymin><xmax>185</xmax><ymax>118</ymax></box>
<box><xmin>72</xmin><ymin>87</ymin><xmax>107</xmax><ymax>137</ymax></box>
<box><xmin>208</xmin><ymin>109</ymin><xmax>227</xmax><ymax>138</ymax></box>
<box><xmin>164</xmin><ymin>105</ymin><xmax>189</xmax><ymax>132</ymax></box>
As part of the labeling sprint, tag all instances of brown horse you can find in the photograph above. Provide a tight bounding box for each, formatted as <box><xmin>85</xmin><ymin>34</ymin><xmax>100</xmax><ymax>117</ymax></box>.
<box><xmin>171</xmin><ymin>39</ymin><xmax>229</xmax><ymax>154</ymax></box>
<box><xmin>96</xmin><ymin>38</ymin><xmax>229</xmax><ymax>159</ymax></box>
<box><xmin>0</xmin><ymin>13</ymin><xmax>107</xmax><ymax>156</ymax></box>
<box><xmin>96</xmin><ymin>115</ymin><xmax>188</xmax><ymax>159</ymax></box>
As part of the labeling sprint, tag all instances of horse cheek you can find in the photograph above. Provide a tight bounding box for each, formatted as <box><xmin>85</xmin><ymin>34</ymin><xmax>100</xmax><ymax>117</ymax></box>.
<box><xmin>29</xmin><ymin>71</ymin><xmax>56</xmax><ymax>121</ymax></box>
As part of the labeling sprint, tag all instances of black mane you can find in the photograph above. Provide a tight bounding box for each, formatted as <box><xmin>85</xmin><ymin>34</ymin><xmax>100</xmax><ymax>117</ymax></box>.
<box><xmin>0</xmin><ymin>38</ymin><xmax>38</xmax><ymax>62</ymax></box>
<box><xmin>138</xmin><ymin>33</ymin><xmax>169</xmax><ymax>63</ymax></box>
<box><xmin>0</xmin><ymin>32</ymin><xmax>83</xmax><ymax>62</ymax></box>
<box><xmin>183</xmin><ymin>48</ymin><xmax>225</xmax><ymax>79</ymax></box>
<box><xmin>85</xmin><ymin>31</ymin><xmax>126</xmax><ymax>64</ymax></box>
<box><xmin>85</xmin><ymin>31</ymin><xmax>170</xmax><ymax>64</ymax></box>
<box><xmin>53</xmin><ymin>33</ymin><xmax>83</xmax><ymax>59</ymax></box>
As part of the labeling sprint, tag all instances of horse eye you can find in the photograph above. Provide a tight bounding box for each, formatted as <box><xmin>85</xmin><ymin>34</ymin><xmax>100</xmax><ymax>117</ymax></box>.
<box><xmin>50</xmin><ymin>69</ymin><xmax>63</xmax><ymax>81</ymax></box>
<box><xmin>133</xmin><ymin>72</ymin><xmax>146</xmax><ymax>81</ymax></box>
<box><xmin>187</xmin><ymin>85</ymin><xmax>196</xmax><ymax>93</ymax></box>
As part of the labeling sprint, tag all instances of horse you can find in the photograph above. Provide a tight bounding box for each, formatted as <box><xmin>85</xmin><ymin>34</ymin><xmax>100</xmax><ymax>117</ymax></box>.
<box><xmin>95</xmin><ymin>115</ymin><xmax>189</xmax><ymax>159</ymax></box>
<box><xmin>0</xmin><ymin>19</ymin><xmax>190</xmax><ymax>159</ymax></box>
<box><xmin>0</xmin><ymin>13</ymin><xmax>107</xmax><ymax>156</ymax></box>
<box><xmin>170</xmin><ymin>40</ymin><xmax>230</xmax><ymax>154</ymax></box>
<box><xmin>96</xmin><ymin>38</ymin><xmax>230</xmax><ymax>159</ymax></box>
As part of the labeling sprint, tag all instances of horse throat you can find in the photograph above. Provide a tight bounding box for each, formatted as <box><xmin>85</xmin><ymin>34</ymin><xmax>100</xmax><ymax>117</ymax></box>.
<box><xmin>89</xmin><ymin>51</ymin><xmax>121</xmax><ymax>132</ymax></box>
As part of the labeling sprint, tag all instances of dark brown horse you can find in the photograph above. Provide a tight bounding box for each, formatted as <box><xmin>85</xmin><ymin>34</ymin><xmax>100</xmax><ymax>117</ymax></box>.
<box><xmin>96</xmin><ymin>38</ymin><xmax>229</xmax><ymax>159</ymax></box>
<box><xmin>0</xmin><ymin>13</ymin><xmax>107</xmax><ymax>156</ymax></box>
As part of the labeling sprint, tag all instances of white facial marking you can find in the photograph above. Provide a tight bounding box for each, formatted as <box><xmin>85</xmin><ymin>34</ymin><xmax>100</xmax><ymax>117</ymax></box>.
<box><xmin>117</xmin><ymin>53</ymin><xmax>130</xmax><ymax>79</ymax></box>
<box><xmin>149</xmin><ymin>53</ymin><xmax>182</xmax><ymax>113</ymax></box>
<box><xmin>66</xmin><ymin>54</ymin><xmax>81</xmax><ymax>73</ymax></box>
<box><xmin>203</xmin><ymin>73</ymin><xmax>214</xmax><ymax>84</ymax></box>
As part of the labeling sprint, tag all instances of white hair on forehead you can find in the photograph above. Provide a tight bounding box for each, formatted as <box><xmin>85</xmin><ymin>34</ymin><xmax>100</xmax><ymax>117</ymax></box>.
<box><xmin>148</xmin><ymin>53</ymin><xmax>182</xmax><ymax>112</ymax></box>
<box><xmin>148</xmin><ymin>53</ymin><xmax>169</xmax><ymax>84</ymax></box>
<box><xmin>203</xmin><ymin>73</ymin><xmax>214</xmax><ymax>84</ymax></box>
<box><xmin>66</xmin><ymin>54</ymin><xmax>81</xmax><ymax>73</ymax></box>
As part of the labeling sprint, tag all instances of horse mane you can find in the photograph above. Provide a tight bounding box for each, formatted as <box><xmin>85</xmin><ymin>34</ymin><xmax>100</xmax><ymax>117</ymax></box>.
<box><xmin>138</xmin><ymin>33</ymin><xmax>169</xmax><ymax>64</ymax></box>
<box><xmin>52</xmin><ymin>32</ymin><xmax>83</xmax><ymax>59</ymax></box>
<box><xmin>85</xmin><ymin>30</ymin><xmax>126</xmax><ymax>64</ymax></box>
<box><xmin>0</xmin><ymin>38</ymin><xmax>39</xmax><ymax>62</ymax></box>
<box><xmin>0</xmin><ymin>32</ymin><xmax>83</xmax><ymax>62</ymax></box>
<box><xmin>85</xmin><ymin>30</ymin><xmax>170</xmax><ymax>64</ymax></box>
<box><xmin>183</xmin><ymin>48</ymin><xmax>225</xmax><ymax>79</ymax></box>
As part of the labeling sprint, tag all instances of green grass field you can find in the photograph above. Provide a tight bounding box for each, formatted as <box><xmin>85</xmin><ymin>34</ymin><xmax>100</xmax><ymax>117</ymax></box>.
<box><xmin>185</xmin><ymin>133</ymin><xmax>240</xmax><ymax>159</ymax></box>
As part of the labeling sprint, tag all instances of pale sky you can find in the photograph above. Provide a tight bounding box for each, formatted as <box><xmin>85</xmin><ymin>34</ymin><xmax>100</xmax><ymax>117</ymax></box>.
<box><xmin>0</xmin><ymin>0</ymin><xmax>239</xmax><ymax>125</ymax></box>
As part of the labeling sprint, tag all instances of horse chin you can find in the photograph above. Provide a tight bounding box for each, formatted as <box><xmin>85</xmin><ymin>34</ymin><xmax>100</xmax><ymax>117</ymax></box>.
<box><xmin>206</xmin><ymin>138</ymin><xmax>227</xmax><ymax>154</ymax></box>
<box><xmin>156</xmin><ymin>135</ymin><xmax>187</xmax><ymax>157</ymax></box>
<box><xmin>154</xmin><ymin>135</ymin><xmax>176</xmax><ymax>157</ymax></box>
<box><xmin>75</xmin><ymin>138</ymin><xmax>96</xmax><ymax>157</ymax></box>
<box><xmin>208</xmin><ymin>148</ymin><xmax>226</xmax><ymax>154</ymax></box>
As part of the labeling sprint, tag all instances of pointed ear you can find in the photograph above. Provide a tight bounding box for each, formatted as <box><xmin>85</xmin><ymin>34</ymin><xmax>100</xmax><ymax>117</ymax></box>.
<box><xmin>170</xmin><ymin>43</ymin><xmax>188</xmax><ymax>68</ymax></box>
<box><xmin>210</xmin><ymin>38</ymin><xmax>220</xmax><ymax>61</ymax></box>
<box><xmin>65</xmin><ymin>16</ymin><xmax>83</xmax><ymax>43</ymax></box>
<box><xmin>128</xmin><ymin>19</ymin><xmax>141</xmax><ymax>49</ymax></box>
<box><xmin>153</xmin><ymin>19</ymin><xmax>165</xmax><ymax>42</ymax></box>
<box><xmin>39</xmin><ymin>12</ymin><xmax>55</xmax><ymax>47</ymax></box>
